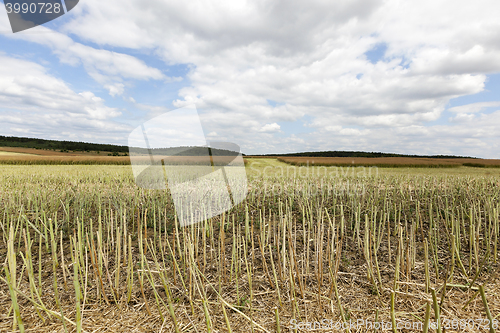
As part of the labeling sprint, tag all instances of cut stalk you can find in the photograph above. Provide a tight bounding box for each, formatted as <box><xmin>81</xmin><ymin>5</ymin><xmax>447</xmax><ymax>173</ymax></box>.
<box><xmin>479</xmin><ymin>285</ymin><xmax>496</xmax><ymax>333</ymax></box>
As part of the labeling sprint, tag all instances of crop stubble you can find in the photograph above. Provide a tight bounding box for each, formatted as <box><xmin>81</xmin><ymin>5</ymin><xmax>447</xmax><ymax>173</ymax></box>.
<box><xmin>0</xmin><ymin>161</ymin><xmax>499</xmax><ymax>332</ymax></box>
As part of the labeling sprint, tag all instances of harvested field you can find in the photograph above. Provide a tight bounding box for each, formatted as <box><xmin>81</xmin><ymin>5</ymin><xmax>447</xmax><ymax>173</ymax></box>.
<box><xmin>1</xmin><ymin>162</ymin><xmax>499</xmax><ymax>332</ymax></box>
<box><xmin>0</xmin><ymin>147</ymin><xmax>95</xmax><ymax>156</ymax></box>
<box><xmin>0</xmin><ymin>151</ymin><xmax>34</xmax><ymax>156</ymax></box>
<box><xmin>277</xmin><ymin>156</ymin><xmax>500</xmax><ymax>168</ymax></box>
<box><xmin>0</xmin><ymin>146</ymin><xmax>131</xmax><ymax>164</ymax></box>
<box><xmin>0</xmin><ymin>151</ymin><xmax>244</xmax><ymax>165</ymax></box>
<box><xmin>0</xmin><ymin>155</ymin><xmax>131</xmax><ymax>165</ymax></box>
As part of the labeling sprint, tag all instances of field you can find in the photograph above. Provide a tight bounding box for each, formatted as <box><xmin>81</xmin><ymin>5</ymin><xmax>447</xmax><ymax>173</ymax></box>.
<box><xmin>0</xmin><ymin>151</ymin><xmax>33</xmax><ymax>156</ymax></box>
<box><xmin>0</xmin><ymin>147</ymin><xmax>130</xmax><ymax>165</ymax></box>
<box><xmin>1</xmin><ymin>159</ymin><xmax>500</xmax><ymax>332</ymax></box>
<box><xmin>0</xmin><ymin>147</ymin><xmax>102</xmax><ymax>156</ymax></box>
<box><xmin>276</xmin><ymin>156</ymin><xmax>500</xmax><ymax>168</ymax></box>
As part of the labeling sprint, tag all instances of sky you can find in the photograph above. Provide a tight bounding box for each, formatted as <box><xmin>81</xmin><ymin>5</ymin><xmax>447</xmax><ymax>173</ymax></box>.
<box><xmin>1</xmin><ymin>0</ymin><xmax>500</xmax><ymax>158</ymax></box>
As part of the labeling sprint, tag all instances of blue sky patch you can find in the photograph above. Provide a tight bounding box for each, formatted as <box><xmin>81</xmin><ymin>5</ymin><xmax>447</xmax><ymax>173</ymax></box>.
<box><xmin>364</xmin><ymin>42</ymin><xmax>387</xmax><ymax>64</ymax></box>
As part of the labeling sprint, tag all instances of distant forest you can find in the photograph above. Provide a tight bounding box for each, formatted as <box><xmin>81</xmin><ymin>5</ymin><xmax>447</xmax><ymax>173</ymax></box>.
<box><xmin>0</xmin><ymin>135</ymin><xmax>240</xmax><ymax>156</ymax></box>
<box><xmin>255</xmin><ymin>150</ymin><xmax>474</xmax><ymax>159</ymax></box>
<box><xmin>0</xmin><ymin>135</ymin><xmax>474</xmax><ymax>158</ymax></box>
<box><xmin>0</xmin><ymin>135</ymin><xmax>129</xmax><ymax>153</ymax></box>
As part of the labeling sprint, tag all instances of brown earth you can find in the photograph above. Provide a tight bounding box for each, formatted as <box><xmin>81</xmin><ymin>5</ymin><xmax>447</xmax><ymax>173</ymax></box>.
<box><xmin>277</xmin><ymin>156</ymin><xmax>500</xmax><ymax>168</ymax></box>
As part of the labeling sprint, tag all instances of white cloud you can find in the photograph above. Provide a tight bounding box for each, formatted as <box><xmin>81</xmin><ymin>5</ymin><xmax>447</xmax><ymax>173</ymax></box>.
<box><xmin>0</xmin><ymin>55</ymin><xmax>129</xmax><ymax>142</ymax></box>
<box><xmin>259</xmin><ymin>123</ymin><xmax>281</xmax><ymax>133</ymax></box>
<box><xmin>7</xmin><ymin>26</ymin><xmax>165</xmax><ymax>96</ymax></box>
<box><xmin>4</xmin><ymin>0</ymin><xmax>500</xmax><ymax>156</ymax></box>
<box><xmin>449</xmin><ymin>113</ymin><xmax>476</xmax><ymax>123</ymax></box>
<box><xmin>448</xmin><ymin>101</ymin><xmax>500</xmax><ymax>113</ymax></box>
<box><xmin>105</xmin><ymin>83</ymin><xmax>125</xmax><ymax>97</ymax></box>
<box><xmin>0</xmin><ymin>55</ymin><xmax>115</xmax><ymax>117</ymax></box>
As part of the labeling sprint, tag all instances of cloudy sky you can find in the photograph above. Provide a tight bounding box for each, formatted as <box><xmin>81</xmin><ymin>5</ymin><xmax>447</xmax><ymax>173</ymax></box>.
<box><xmin>1</xmin><ymin>0</ymin><xmax>500</xmax><ymax>157</ymax></box>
